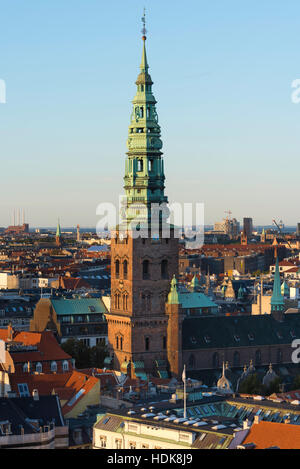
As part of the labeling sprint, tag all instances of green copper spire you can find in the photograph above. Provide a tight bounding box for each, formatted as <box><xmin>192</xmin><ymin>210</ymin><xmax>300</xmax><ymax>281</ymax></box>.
<box><xmin>271</xmin><ymin>257</ymin><xmax>284</xmax><ymax>311</ymax></box>
<box><xmin>190</xmin><ymin>275</ymin><xmax>200</xmax><ymax>292</ymax></box>
<box><xmin>123</xmin><ymin>14</ymin><xmax>167</xmax><ymax>225</ymax></box>
<box><xmin>56</xmin><ymin>218</ymin><xmax>61</xmax><ymax>237</ymax></box>
<box><xmin>168</xmin><ymin>275</ymin><xmax>180</xmax><ymax>305</ymax></box>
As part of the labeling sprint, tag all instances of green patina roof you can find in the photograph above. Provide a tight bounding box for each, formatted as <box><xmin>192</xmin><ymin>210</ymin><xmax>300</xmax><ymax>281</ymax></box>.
<box><xmin>56</xmin><ymin>219</ymin><xmax>61</xmax><ymax>237</ymax></box>
<box><xmin>182</xmin><ymin>313</ymin><xmax>300</xmax><ymax>350</ymax></box>
<box><xmin>190</xmin><ymin>275</ymin><xmax>200</xmax><ymax>292</ymax></box>
<box><xmin>179</xmin><ymin>292</ymin><xmax>217</xmax><ymax>310</ymax></box>
<box><xmin>167</xmin><ymin>275</ymin><xmax>180</xmax><ymax>305</ymax></box>
<box><xmin>51</xmin><ymin>298</ymin><xmax>107</xmax><ymax>316</ymax></box>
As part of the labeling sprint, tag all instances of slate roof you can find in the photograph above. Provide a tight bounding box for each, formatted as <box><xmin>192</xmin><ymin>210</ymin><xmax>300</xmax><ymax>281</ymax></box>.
<box><xmin>182</xmin><ymin>313</ymin><xmax>300</xmax><ymax>350</ymax></box>
<box><xmin>0</xmin><ymin>395</ymin><xmax>65</xmax><ymax>435</ymax></box>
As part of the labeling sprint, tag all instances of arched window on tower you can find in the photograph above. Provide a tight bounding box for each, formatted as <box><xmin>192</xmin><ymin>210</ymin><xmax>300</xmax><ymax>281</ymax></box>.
<box><xmin>123</xmin><ymin>260</ymin><xmax>128</xmax><ymax>279</ymax></box>
<box><xmin>142</xmin><ymin>260</ymin><xmax>150</xmax><ymax>280</ymax></box>
<box><xmin>145</xmin><ymin>337</ymin><xmax>150</xmax><ymax>351</ymax></box>
<box><xmin>123</xmin><ymin>294</ymin><xmax>128</xmax><ymax>311</ymax></box>
<box><xmin>137</xmin><ymin>159</ymin><xmax>143</xmax><ymax>172</ymax></box>
<box><xmin>148</xmin><ymin>159</ymin><xmax>154</xmax><ymax>172</ymax></box>
<box><xmin>161</xmin><ymin>260</ymin><xmax>168</xmax><ymax>279</ymax></box>
<box><xmin>115</xmin><ymin>259</ymin><xmax>120</xmax><ymax>278</ymax></box>
<box><xmin>140</xmin><ymin>107</ymin><xmax>144</xmax><ymax>118</ymax></box>
<box><xmin>115</xmin><ymin>293</ymin><xmax>120</xmax><ymax>310</ymax></box>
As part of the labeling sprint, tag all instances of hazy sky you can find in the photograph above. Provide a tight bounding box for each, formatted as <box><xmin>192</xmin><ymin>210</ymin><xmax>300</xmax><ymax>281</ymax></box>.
<box><xmin>0</xmin><ymin>0</ymin><xmax>300</xmax><ymax>227</ymax></box>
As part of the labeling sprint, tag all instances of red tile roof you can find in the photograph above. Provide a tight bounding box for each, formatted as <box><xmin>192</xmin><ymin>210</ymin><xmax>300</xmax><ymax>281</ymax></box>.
<box><xmin>242</xmin><ymin>421</ymin><xmax>300</xmax><ymax>449</ymax></box>
<box><xmin>0</xmin><ymin>329</ymin><xmax>71</xmax><ymax>363</ymax></box>
<box><xmin>10</xmin><ymin>370</ymin><xmax>99</xmax><ymax>415</ymax></box>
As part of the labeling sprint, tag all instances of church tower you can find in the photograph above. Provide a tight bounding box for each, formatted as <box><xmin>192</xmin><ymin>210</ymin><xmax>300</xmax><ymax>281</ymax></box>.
<box><xmin>105</xmin><ymin>16</ymin><xmax>179</xmax><ymax>378</ymax></box>
<box><xmin>271</xmin><ymin>257</ymin><xmax>284</xmax><ymax>320</ymax></box>
<box><xmin>56</xmin><ymin>219</ymin><xmax>62</xmax><ymax>247</ymax></box>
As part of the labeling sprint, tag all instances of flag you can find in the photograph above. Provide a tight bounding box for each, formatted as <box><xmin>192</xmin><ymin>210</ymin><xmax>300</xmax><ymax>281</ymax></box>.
<box><xmin>182</xmin><ymin>365</ymin><xmax>186</xmax><ymax>383</ymax></box>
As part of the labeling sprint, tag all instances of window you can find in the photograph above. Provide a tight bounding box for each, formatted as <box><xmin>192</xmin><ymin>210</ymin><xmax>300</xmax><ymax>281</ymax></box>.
<box><xmin>115</xmin><ymin>439</ymin><xmax>122</xmax><ymax>449</ymax></box>
<box><xmin>115</xmin><ymin>259</ymin><xmax>120</xmax><ymax>278</ymax></box>
<box><xmin>23</xmin><ymin>363</ymin><xmax>29</xmax><ymax>373</ymax></box>
<box><xmin>100</xmin><ymin>436</ymin><xmax>107</xmax><ymax>448</ymax></box>
<box><xmin>51</xmin><ymin>361</ymin><xmax>57</xmax><ymax>373</ymax></box>
<box><xmin>161</xmin><ymin>260</ymin><xmax>168</xmax><ymax>279</ymax></box>
<box><xmin>123</xmin><ymin>260</ymin><xmax>128</xmax><ymax>279</ymax></box>
<box><xmin>115</xmin><ymin>293</ymin><xmax>120</xmax><ymax>309</ymax></box>
<box><xmin>123</xmin><ymin>294</ymin><xmax>128</xmax><ymax>311</ymax></box>
<box><xmin>18</xmin><ymin>383</ymin><xmax>30</xmax><ymax>397</ymax></box>
<box><xmin>145</xmin><ymin>337</ymin><xmax>150</xmax><ymax>351</ymax></box>
<box><xmin>129</xmin><ymin>441</ymin><xmax>136</xmax><ymax>449</ymax></box>
<box><xmin>63</xmin><ymin>360</ymin><xmax>69</xmax><ymax>372</ymax></box>
<box><xmin>142</xmin><ymin>260</ymin><xmax>150</xmax><ymax>280</ymax></box>
<box><xmin>36</xmin><ymin>362</ymin><xmax>42</xmax><ymax>373</ymax></box>
<box><xmin>255</xmin><ymin>350</ymin><xmax>261</xmax><ymax>365</ymax></box>
<box><xmin>233</xmin><ymin>351</ymin><xmax>240</xmax><ymax>367</ymax></box>
<box><xmin>163</xmin><ymin>336</ymin><xmax>167</xmax><ymax>350</ymax></box>
<box><xmin>137</xmin><ymin>160</ymin><xmax>143</xmax><ymax>172</ymax></box>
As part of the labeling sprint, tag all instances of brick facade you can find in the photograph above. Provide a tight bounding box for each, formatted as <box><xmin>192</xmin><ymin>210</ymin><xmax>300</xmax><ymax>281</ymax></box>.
<box><xmin>106</xmin><ymin>228</ymin><xmax>178</xmax><ymax>376</ymax></box>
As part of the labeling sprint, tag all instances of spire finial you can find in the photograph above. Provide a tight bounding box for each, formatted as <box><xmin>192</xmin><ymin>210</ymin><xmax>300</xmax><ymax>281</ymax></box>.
<box><xmin>141</xmin><ymin>8</ymin><xmax>147</xmax><ymax>40</ymax></box>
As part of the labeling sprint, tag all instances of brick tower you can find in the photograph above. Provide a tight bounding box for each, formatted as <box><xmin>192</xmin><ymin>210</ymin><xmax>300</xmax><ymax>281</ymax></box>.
<box><xmin>105</xmin><ymin>17</ymin><xmax>179</xmax><ymax>378</ymax></box>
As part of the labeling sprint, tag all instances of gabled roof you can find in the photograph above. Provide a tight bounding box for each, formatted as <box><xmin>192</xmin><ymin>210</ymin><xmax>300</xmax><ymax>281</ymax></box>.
<box><xmin>0</xmin><ymin>395</ymin><xmax>65</xmax><ymax>434</ymax></box>
<box><xmin>10</xmin><ymin>370</ymin><xmax>99</xmax><ymax>415</ymax></box>
<box><xmin>0</xmin><ymin>329</ymin><xmax>71</xmax><ymax>363</ymax></box>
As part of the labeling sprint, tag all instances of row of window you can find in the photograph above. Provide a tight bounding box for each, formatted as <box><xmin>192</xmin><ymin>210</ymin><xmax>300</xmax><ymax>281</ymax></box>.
<box><xmin>115</xmin><ymin>335</ymin><xmax>166</xmax><ymax>352</ymax></box>
<box><xmin>22</xmin><ymin>360</ymin><xmax>70</xmax><ymax>374</ymax></box>
<box><xmin>115</xmin><ymin>259</ymin><xmax>128</xmax><ymax>279</ymax></box>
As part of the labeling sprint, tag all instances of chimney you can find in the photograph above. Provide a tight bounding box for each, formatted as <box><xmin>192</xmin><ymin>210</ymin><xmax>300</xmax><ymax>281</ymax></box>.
<box><xmin>32</xmin><ymin>389</ymin><xmax>39</xmax><ymax>401</ymax></box>
<box><xmin>243</xmin><ymin>419</ymin><xmax>250</xmax><ymax>430</ymax></box>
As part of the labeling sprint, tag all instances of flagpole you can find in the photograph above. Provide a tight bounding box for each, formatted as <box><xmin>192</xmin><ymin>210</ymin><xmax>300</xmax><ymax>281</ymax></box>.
<box><xmin>183</xmin><ymin>364</ymin><xmax>187</xmax><ymax>419</ymax></box>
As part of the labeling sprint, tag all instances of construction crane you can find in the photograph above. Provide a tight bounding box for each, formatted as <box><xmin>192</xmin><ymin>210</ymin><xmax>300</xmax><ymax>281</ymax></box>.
<box><xmin>272</xmin><ymin>219</ymin><xmax>294</xmax><ymax>252</ymax></box>
<box><xmin>225</xmin><ymin>210</ymin><xmax>232</xmax><ymax>221</ymax></box>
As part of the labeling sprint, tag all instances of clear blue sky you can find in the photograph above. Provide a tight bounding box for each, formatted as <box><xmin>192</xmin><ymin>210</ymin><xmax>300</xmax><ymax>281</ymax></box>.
<box><xmin>0</xmin><ymin>0</ymin><xmax>299</xmax><ymax>227</ymax></box>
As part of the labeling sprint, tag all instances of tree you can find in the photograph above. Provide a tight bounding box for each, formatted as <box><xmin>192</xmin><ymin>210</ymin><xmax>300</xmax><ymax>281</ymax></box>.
<box><xmin>61</xmin><ymin>338</ymin><xmax>108</xmax><ymax>369</ymax></box>
<box><xmin>238</xmin><ymin>373</ymin><xmax>263</xmax><ymax>395</ymax></box>
<box><xmin>61</xmin><ymin>338</ymin><xmax>91</xmax><ymax>369</ymax></box>
<box><xmin>291</xmin><ymin>375</ymin><xmax>300</xmax><ymax>391</ymax></box>
<box><xmin>90</xmin><ymin>341</ymin><xmax>108</xmax><ymax>369</ymax></box>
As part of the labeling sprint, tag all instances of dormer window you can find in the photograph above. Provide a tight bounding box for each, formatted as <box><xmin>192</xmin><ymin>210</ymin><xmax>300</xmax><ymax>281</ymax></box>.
<box><xmin>204</xmin><ymin>336</ymin><xmax>211</xmax><ymax>344</ymax></box>
<box><xmin>190</xmin><ymin>336</ymin><xmax>197</xmax><ymax>345</ymax></box>
<box><xmin>248</xmin><ymin>333</ymin><xmax>254</xmax><ymax>341</ymax></box>
<box><xmin>234</xmin><ymin>335</ymin><xmax>240</xmax><ymax>342</ymax></box>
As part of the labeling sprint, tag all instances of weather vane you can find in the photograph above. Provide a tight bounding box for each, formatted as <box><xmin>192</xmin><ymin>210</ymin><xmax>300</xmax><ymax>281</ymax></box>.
<box><xmin>141</xmin><ymin>8</ymin><xmax>147</xmax><ymax>39</ymax></box>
